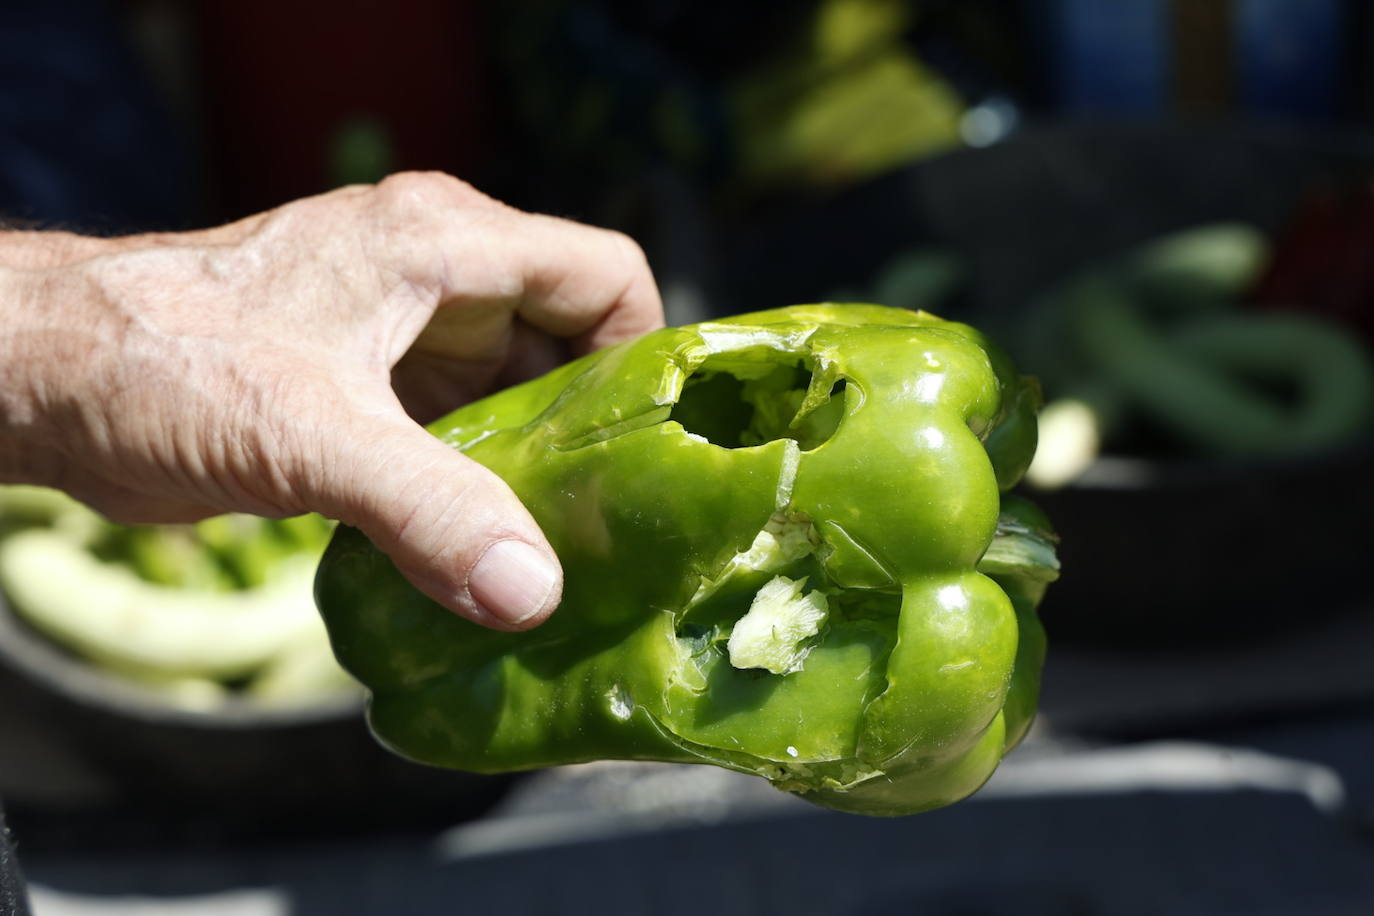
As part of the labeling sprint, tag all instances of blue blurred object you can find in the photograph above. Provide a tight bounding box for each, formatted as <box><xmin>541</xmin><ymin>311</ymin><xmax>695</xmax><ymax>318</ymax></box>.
<box><xmin>1028</xmin><ymin>0</ymin><xmax>1351</xmax><ymax>120</ymax></box>
<box><xmin>0</xmin><ymin>0</ymin><xmax>194</xmax><ymax>233</ymax></box>
<box><xmin>1235</xmin><ymin>0</ymin><xmax>1345</xmax><ymax>118</ymax></box>
<box><xmin>1029</xmin><ymin>0</ymin><xmax>1170</xmax><ymax>113</ymax></box>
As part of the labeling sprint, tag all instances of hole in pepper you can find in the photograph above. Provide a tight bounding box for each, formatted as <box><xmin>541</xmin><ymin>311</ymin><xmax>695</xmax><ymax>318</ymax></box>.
<box><xmin>669</xmin><ymin>357</ymin><xmax>846</xmax><ymax>450</ymax></box>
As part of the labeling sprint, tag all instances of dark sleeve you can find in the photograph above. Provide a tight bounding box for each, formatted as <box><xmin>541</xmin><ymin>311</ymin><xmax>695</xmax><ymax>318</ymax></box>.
<box><xmin>0</xmin><ymin>802</ymin><xmax>30</xmax><ymax>916</ymax></box>
<box><xmin>0</xmin><ymin>0</ymin><xmax>194</xmax><ymax>234</ymax></box>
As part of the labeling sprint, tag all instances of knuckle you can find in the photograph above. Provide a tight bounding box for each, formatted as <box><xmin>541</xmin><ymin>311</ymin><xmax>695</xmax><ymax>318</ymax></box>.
<box><xmin>606</xmin><ymin>229</ymin><xmax>650</xmax><ymax>270</ymax></box>
<box><xmin>375</xmin><ymin>171</ymin><xmax>491</xmax><ymax>213</ymax></box>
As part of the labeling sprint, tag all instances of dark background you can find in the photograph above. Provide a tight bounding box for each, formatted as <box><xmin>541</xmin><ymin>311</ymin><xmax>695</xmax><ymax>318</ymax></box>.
<box><xmin>2</xmin><ymin>1</ymin><xmax>1372</xmax><ymax>913</ymax></box>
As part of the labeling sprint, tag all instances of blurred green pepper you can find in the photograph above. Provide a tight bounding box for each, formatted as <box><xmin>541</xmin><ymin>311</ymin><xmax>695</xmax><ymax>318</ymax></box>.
<box><xmin>316</xmin><ymin>304</ymin><xmax>1057</xmax><ymax>816</ymax></box>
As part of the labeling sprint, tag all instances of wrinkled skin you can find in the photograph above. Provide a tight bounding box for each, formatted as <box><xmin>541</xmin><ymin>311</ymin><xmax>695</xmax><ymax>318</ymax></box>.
<box><xmin>0</xmin><ymin>172</ymin><xmax>662</xmax><ymax>628</ymax></box>
<box><xmin>317</xmin><ymin>304</ymin><xmax>1057</xmax><ymax>816</ymax></box>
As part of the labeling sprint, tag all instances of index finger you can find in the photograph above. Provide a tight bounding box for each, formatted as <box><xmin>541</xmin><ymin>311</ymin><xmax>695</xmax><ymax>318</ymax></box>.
<box><xmin>480</xmin><ymin>209</ymin><xmax>666</xmax><ymax>353</ymax></box>
<box><xmin>375</xmin><ymin>174</ymin><xmax>666</xmax><ymax>351</ymax></box>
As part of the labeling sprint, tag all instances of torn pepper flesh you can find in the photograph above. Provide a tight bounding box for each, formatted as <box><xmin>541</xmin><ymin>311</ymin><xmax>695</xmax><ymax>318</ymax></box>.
<box><xmin>314</xmin><ymin>304</ymin><xmax>1058</xmax><ymax>816</ymax></box>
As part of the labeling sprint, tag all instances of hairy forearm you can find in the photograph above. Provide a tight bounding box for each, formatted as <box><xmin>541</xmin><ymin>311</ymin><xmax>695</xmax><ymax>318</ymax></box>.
<box><xmin>0</xmin><ymin>257</ymin><xmax>52</xmax><ymax>482</ymax></box>
<box><xmin>0</xmin><ymin>230</ymin><xmax>150</xmax><ymax>487</ymax></box>
<box><xmin>0</xmin><ymin>238</ymin><xmax>96</xmax><ymax>485</ymax></box>
<box><xmin>0</xmin><ymin>230</ymin><xmax>226</xmax><ymax>499</ymax></box>
<box><xmin>0</xmin><ymin>228</ymin><xmax>111</xmax><ymax>269</ymax></box>
<box><xmin>0</xmin><ymin>228</ymin><xmax>136</xmax><ymax>411</ymax></box>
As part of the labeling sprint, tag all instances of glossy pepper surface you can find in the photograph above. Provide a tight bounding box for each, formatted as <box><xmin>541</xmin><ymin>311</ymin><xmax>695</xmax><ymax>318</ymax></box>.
<box><xmin>315</xmin><ymin>304</ymin><xmax>1058</xmax><ymax>816</ymax></box>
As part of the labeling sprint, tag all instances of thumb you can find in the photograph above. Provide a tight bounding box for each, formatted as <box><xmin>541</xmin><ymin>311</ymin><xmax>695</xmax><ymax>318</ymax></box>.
<box><xmin>301</xmin><ymin>411</ymin><xmax>563</xmax><ymax>630</ymax></box>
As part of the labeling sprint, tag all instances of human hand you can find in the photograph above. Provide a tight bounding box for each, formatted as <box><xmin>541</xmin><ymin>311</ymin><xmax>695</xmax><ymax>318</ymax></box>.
<box><xmin>0</xmin><ymin>173</ymin><xmax>663</xmax><ymax>629</ymax></box>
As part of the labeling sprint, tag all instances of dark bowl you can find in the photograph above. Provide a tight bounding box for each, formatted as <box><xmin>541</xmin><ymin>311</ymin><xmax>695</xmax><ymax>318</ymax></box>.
<box><xmin>1026</xmin><ymin>440</ymin><xmax>1374</xmax><ymax>650</ymax></box>
<box><xmin>0</xmin><ymin>590</ymin><xmax>515</xmax><ymax>843</ymax></box>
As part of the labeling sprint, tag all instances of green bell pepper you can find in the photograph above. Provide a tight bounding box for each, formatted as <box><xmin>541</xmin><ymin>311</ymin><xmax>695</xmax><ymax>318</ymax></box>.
<box><xmin>315</xmin><ymin>304</ymin><xmax>1057</xmax><ymax>816</ymax></box>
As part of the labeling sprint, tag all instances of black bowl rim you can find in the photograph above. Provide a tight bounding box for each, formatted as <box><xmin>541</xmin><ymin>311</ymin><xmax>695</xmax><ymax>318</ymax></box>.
<box><xmin>1046</xmin><ymin>436</ymin><xmax>1374</xmax><ymax>492</ymax></box>
<box><xmin>0</xmin><ymin>589</ymin><xmax>363</xmax><ymax>729</ymax></box>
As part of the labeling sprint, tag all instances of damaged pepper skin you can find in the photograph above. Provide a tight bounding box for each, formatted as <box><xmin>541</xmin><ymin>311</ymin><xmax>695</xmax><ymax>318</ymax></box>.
<box><xmin>315</xmin><ymin>304</ymin><xmax>1057</xmax><ymax>816</ymax></box>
